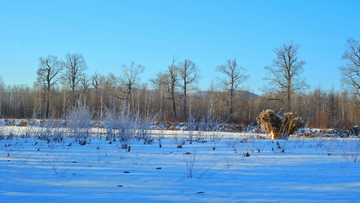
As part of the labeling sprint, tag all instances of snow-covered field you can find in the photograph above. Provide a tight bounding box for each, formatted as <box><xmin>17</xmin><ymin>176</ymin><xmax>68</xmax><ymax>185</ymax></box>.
<box><xmin>1</xmin><ymin>127</ymin><xmax>359</xmax><ymax>203</ymax></box>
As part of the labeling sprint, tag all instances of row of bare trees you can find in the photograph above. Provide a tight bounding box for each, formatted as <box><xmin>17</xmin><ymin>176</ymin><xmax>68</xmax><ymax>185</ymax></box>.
<box><xmin>37</xmin><ymin>53</ymin><xmax>88</xmax><ymax>118</ymax></box>
<box><xmin>0</xmin><ymin>78</ymin><xmax>358</xmax><ymax>128</ymax></box>
<box><xmin>0</xmin><ymin>39</ymin><xmax>360</xmax><ymax>128</ymax></box>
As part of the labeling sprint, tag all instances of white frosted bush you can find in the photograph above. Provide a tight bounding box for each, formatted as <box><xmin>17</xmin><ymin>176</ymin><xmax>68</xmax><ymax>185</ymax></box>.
<box><xmin>187</xmin><ymin>114</ymin><xmax>197</xmax><ymax>143</ymax></box>
<box><xmin>103</xmin><ymin>101</ymin><xmax>158</xmax><ymax>148</ymax></box>
<box><xmin>66</xmin><ymin>100</ymin><xmax>92</xmax><ymax>142</ymax></box>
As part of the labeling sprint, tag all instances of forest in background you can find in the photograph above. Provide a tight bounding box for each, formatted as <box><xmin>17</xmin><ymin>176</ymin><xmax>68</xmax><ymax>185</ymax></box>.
<box><xmin>0</xmin><ymin>39</ymin><xmax>359</xmax><ymax>129</ymax></box>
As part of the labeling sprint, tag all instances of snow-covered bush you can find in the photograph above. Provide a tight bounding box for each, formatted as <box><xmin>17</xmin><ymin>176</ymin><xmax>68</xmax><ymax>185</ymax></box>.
<box><xmin>137</xmin><ymin>112</ymin><xmax>159</xmax><ymax>144</ymax></box>
<box><xmin>66</xmin><ymin>100</ymin><xmax>92</xmax><ymax>142</ymax></box>
<box><xmin>103</xmin><ymin>101</ymin><xmax>159</xmax><ymax>149</ymax></box>
<box><xmin>103</xmin><ymin>102</ymin><xmax>136</xmax><ymax>147</ymax></box>
<box><xmin>187</xmin><ymin>113</ymin><xmax>197</xmax><ymax>143</ymax></box>
<box><xmin>200</xmin><ymin>105</ymin><xmax>224</xmax><ymax>150</ymax></box>
<box><xmin>0</xmin><ymin>118</ymin><xmax>5</xmax><ymax>141</ymax></box>
<box><xmin>103</xmin><ymin>103</ymin><xmax>120</xmax><ymax>139</ymax></box>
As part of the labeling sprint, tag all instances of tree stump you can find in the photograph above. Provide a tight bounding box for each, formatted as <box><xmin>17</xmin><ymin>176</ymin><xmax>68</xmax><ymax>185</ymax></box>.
<box><xmin>257</xmin><ymin>109</ymin><xmax>302</xmax><ymax>139</ymax></box>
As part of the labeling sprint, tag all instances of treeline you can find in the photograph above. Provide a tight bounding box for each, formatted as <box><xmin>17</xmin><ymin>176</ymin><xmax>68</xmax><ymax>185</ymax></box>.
<box><xmin>0</xmin><ymin>79</ymin><xmax>357</xmax><ymax>128</ymax></box>
<box><xmin>0</xmin><ymin>39</ymin><xmax>359</xmax><ymax>129</ymax></box>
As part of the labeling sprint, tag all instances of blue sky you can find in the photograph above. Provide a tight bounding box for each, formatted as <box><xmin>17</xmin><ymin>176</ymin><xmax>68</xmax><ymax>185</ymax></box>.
<box><xmin>0</xmin><ymin>0</ymin><xmax>359</xmax><ymax>95</ymax></box>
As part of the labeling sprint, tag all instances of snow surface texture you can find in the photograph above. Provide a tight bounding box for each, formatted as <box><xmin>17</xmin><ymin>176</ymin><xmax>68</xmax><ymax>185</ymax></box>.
<box><xmin>0</xmin><ymin>128</ymin><xmax>360</xmax><ymax>203</ymax></box>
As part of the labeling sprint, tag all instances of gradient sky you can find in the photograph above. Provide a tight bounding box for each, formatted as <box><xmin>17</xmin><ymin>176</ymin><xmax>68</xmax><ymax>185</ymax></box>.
<box><xmin>0</xmin><ymin>0</ymin><xmax>359</xmax><ymax>95</ymax></box>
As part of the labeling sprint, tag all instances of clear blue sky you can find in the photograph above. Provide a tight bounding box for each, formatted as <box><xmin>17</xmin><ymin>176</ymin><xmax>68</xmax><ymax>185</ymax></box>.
<box><xmin>0</xmin><ymin>0</ymin><xmax>359</xmax><ymax>95</ymax></box>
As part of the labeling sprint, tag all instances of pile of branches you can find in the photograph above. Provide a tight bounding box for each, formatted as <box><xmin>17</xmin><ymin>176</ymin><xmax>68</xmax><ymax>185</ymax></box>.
<box><xmin>257</xmin><ymin>109</ymin><xmax>303</xmax><ymax>139</ymax></box>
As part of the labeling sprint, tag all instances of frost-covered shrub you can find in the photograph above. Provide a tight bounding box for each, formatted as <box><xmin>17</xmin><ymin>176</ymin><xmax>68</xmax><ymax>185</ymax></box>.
<box><xmin>103</xmin><ymin>101</ymin><xmax>159</xmax><ymax>147</ymax></box>
<box><xmin>0</xmin><ymin>118</ymin><xmax>5</xmax><ymax>140</ymax></box>
<box><xmin>66</xmin><ymin>100</ymin><xmax>92</xmax><ymax>142</ymax></box>
<box><xmin>103</xmin><ymin>103</ymin><xmax>120</xmax><ymax>139</ymax></box>
<box><xmin>187</xmin><ymin>114</ymin><xmax>197</xmax><ymax>143</ymax></box>
<box><xmin>202</xmin><ymin>106</ymin><xmax>223</xmax><ymax>150</ymax></box>
<box><xmin>103</xmin><ymin>102</ymin><xmax>135</xmax><ymax>145</ymax></box>
<box><xmin>137</xmin><ymin>112</ymin><xmax>158</xmax><ymax>144</ymax></box>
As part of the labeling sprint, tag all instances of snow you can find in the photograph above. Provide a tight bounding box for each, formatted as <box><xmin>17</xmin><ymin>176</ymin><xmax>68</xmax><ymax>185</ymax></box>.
<box><xmin>1</xmin><ymin>127</ymin><xmax>360</xmax><ymax>203</ymax></box>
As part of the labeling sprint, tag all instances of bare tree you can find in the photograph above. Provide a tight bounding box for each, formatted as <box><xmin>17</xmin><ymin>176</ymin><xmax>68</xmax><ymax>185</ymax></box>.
<box><xmin>215</xmin><ymin>59</ymin><xmax>249</xmax><ymax>116</ymax></box>
<box><xmin>62</xmin><ymin>53</ymin><xmax>88</xmax><ymax>106</ymax></box>
<box><xmin>263</xmin><ymin>41</ymin><xmax>309</xmax><ymax>112</ymax></box>
<box><xmin>119</xmin><ymin>62</ymin><xmax>145</xmax><ymax>112</ymax></box>
<box><xmin>178</xmin><ymin>59</ymin><xmax>200</xmax><ymax>119</ymax></box>
<box><xmin>165</xmin><ymin>56</ymin><xmax>179</xmax><ymax>119</ymax></box>
<box><xmin>339</xmin><ymin>38</ymin><xmax>360</xmax><ymax>108</ymax></box>
<box><xmin>36</xmin><ymin>55</ymin><xmax>64</xmax><ymax>118</ymax></box>
<box><xmin>150</xmin><ymin>71</ymin><xmax>167</xmax><ymax>118</ymax></box>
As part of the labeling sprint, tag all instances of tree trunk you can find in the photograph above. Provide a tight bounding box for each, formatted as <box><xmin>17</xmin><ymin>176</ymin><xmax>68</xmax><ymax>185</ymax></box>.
<box><xmin>287</xmin><ymin>93</ymin><xmax>291</xmax><ymax>112</ymax></box>
<box><xmin>160</xmin><ymin>86</ymin><xmax>163</xmax><ymax>119</ymax></box>
<box><xmin>72</xmin><ymin>74</ymin><xmax>76</xmax><ymax>106</ymax></box>
<box><xmin>189</xmin><ymin>88</ymin><xmax>192</xmax><ymax>117</ymax></box>
<box><xmin>63</xmin><ymin>90</ymin><xmax>66</xmax><ymax>117</ymax></box>
<box><xmin>72</xmin><ymin>86</ymin><xmax>75</xmax><ymax>107</ymax></box>
<box><xmin>39</xmin><ymin>89</ymin><xmax>42</xmax><ymax>118</ymax></box>
<box><xmin>147</xmin><ymin>92</ymin><xmax>151</xmax><ymax>117</ymax></box>
<box><xmin>287</xmin><ymin>78</ymin><xmax>291</xmax><ymax>112</ymax></box>
<box><xmin>46</xmin><ymin>83</ymin><xmax>50</xmax><ymax>118</ymax></box>
<box><xmin>128</xmin><ymin>83</ymin><xmax>132</xmax><ymax>113</ymax></box>
<box><xmin>183</xmin><ymin>81</ymin><xmax>187</xmax><ymax>119</ymax></box>
<box><xmin>171</xmin><ymin>81</ymin><xmax>176</xmax><ymax>118</ymax></box>
<box><xmin>230</xmin><ymin>85</ymin><xmax>234</xmax><ymax>116</ymax></box>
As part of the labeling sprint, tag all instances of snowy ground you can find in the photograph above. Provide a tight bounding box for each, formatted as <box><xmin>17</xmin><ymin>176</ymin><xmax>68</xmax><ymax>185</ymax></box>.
<box><xmin>0</xmin><ymin>128</ymin><xmax>360</xmax><ymax>203</ymax></box>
